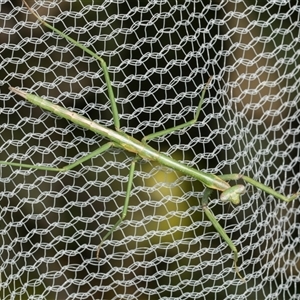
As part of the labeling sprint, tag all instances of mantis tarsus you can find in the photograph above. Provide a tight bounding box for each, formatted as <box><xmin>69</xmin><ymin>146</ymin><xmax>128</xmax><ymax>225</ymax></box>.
<box><xmin>2</xmin><ymin>0</ymin><xmax>299</xmax><ymax>281</ymax></box>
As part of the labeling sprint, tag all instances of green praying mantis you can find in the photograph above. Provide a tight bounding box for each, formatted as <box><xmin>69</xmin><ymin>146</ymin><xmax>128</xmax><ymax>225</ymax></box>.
<box><xmin>2</xmin><ymin>0</ymin><xmax>299</xmax><ymax>281</ymax></box>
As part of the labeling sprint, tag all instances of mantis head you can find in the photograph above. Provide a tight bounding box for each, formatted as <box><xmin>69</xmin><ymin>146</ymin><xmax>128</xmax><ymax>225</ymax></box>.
<box><xmin>220</xmin><ymin>185</ymin><xmax>246</xmax><ymax>205</ymax></box>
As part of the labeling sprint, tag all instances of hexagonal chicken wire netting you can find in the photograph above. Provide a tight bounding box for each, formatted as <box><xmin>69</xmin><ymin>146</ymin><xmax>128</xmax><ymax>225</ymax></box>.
<box><xmin>0</xmin><ymin>1</ymin><xmax>299</xmax><ymax>299</ymax></box>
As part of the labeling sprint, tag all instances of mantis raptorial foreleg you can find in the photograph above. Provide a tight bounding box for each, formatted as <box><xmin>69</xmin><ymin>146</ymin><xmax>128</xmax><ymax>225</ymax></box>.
<box><xmin>2</xmin><ymin>0</ymin><xmax>299</xmax><ymax>281</ymax></box>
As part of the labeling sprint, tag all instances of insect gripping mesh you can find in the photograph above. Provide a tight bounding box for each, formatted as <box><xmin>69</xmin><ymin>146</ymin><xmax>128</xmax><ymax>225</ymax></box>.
<box><xmin>0</xmin><ymin>1</ymin><xmax>299</xmax><ymax>299</ymax></box>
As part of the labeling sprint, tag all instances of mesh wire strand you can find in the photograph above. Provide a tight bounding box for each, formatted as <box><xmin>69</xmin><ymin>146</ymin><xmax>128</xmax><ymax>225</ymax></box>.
<box><xmin>0</xmin><ymin>1</ymin><xmax>300</xmax><ymax>299</ymax></box>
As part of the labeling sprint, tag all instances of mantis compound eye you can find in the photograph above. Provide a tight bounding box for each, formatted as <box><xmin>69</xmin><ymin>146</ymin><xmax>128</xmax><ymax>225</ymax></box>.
<box><xmin>220</xmin><ymin>185</ymin><xmax>246</xmax><ymax>205</ymax></box>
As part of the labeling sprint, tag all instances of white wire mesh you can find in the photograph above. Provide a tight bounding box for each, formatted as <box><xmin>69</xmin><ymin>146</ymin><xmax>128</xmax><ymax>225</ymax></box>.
<box><xmin>0</xmin><ymin>1</ymin><xmax>300</xmax><ymax>299</ymax></box>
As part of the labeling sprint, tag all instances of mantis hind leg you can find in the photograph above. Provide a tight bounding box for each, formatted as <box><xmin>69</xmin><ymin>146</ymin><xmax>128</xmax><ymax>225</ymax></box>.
<box><xmin>0</xmin><ymin>142</ymin><xmax>114</xmax><ymax>172</ymax></box>
<box><xmin>21</xmin><ymin>0</ymin><xmax>121</xmax><ymax>133</ymax></box>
